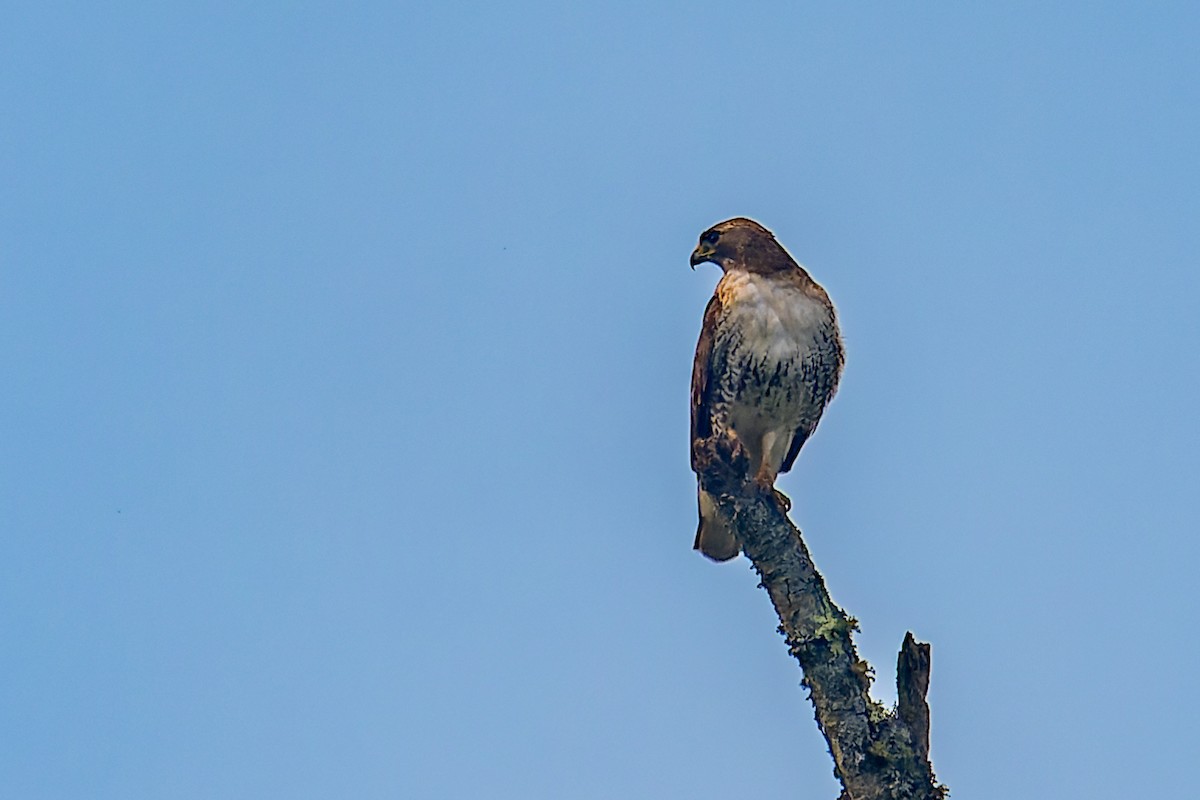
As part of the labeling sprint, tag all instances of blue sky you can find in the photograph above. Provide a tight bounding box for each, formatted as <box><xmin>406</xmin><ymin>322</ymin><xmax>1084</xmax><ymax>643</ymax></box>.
<box><xmin>3</xmin><ymin>3</ymin><xmax>1198</xmax><ymax>798</ymax></box>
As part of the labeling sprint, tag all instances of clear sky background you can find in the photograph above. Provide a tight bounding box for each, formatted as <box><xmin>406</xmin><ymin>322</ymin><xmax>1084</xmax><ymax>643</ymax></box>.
<box><xmin>3</xmin><ymin>3</ymin><xmax>1198</xmax><ymax>798</ymax></box>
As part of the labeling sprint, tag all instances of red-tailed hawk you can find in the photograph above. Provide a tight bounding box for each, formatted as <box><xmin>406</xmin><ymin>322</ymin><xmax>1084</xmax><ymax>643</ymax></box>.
<box><xmin>690</xmin><ymin>218</ymin><xmax>844</xmax><ymax>561</ymax></box>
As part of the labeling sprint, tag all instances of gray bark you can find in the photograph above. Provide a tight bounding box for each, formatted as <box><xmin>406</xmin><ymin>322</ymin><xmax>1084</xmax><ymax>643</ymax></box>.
<box><xmin>694</xmin><ymin>435</ymin><xmax>945</xmax><ymax>800</ymax></box>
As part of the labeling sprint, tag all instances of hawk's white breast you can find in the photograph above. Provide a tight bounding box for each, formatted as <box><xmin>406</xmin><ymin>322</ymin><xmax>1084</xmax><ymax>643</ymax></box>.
<box><xmin>719</xmin><ymin>271</ymin><xmax>832</xmax><ymax>357</ymax></box>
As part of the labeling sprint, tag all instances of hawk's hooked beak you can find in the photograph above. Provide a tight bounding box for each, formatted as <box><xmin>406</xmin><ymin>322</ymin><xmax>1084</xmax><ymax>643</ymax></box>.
<box><xmin>690</xmin><ymin>244</ymin><xmax>715</xmax><ymax>269</ymax></box>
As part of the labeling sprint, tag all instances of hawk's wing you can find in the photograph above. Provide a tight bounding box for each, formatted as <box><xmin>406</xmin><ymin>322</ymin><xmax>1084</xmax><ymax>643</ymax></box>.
<box><xmin>690</xmin><ymin>293</ymin><xmax>724</xmax><ymax>472</ymax></box>
<box><xmin>779</xmin><ymin>421</ymin><xmax>817</xmax><ymax>476</ymax></box>
<box><xmin>779</xmin><ymin>328</ymin><xmax>844</xmax><ymax>474</ymax></box>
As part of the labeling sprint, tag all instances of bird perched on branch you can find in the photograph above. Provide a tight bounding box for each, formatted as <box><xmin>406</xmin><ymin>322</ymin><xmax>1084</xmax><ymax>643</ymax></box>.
<box><xmin>690</xmin><ymin>218</ymin><xmax>844</xmax><ymax>561</ymax></box>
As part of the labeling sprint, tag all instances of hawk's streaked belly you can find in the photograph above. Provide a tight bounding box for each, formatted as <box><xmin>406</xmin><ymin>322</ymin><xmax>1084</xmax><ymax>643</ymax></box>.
<box><xmin>711</xmin><ymin>271</ymin><xmax>839</xmax><ymax>475</ymax></box>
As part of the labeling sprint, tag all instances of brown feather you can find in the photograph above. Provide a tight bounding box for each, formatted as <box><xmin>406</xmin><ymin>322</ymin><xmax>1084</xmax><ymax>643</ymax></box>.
<box><xmin>690</xmin><ymin>293</ymin><xmax>723</xmax><ymax>471</ymax></box>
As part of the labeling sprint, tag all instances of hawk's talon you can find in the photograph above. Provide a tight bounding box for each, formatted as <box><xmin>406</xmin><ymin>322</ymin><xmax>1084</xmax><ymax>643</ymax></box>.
<box><xmin>711</xmin><ymin>432</ymin><xmax>749</xmax><ymax>472</ymax></box>
<box><xmin>751</xmin><ymin>474</ymin><xmax>790</xmax><ymax>513</ymax></box>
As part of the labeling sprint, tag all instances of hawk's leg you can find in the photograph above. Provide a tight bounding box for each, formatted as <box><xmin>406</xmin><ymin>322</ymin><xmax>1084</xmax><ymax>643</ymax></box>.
<box><xmin>753</xmin><ymin>463</ymin><xmax>791</xmax><ymax>514</ymax></box>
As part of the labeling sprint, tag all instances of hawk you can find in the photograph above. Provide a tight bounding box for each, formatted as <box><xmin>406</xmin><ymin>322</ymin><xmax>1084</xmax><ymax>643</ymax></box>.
<box><xmin>690</xmin><ymin>218</ymin><xmax>844</xmax><ymax>561</ymax></box>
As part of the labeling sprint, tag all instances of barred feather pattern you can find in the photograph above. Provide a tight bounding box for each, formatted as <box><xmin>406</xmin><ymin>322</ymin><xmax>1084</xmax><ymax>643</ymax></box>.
<box><xmin>706</xmin><ymin>271</ymin><xmax>842</xmax><ymax>476</ymax></box>
<box><xmin>692</xmin><ymin>268</ymin><xmax>843</xmax><ymax>562</ymax></box>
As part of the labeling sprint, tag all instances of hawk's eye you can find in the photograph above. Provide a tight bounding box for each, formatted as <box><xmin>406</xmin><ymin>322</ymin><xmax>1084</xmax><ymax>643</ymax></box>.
<box><xmin>701</xmin><ymin>230</ymin><xmax>720</xmax><ymax>245</ymax></box>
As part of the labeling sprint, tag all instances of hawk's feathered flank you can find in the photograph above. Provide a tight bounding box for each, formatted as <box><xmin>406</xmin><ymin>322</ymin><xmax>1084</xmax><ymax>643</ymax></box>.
<box><xmin>690</xmin><ymin>218</ymin><xmax>844</xmax><ymax>561</ymax></box>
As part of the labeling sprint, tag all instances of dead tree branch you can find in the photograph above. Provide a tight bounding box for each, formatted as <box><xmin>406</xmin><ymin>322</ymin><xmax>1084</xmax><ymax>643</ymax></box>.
<box><xmin>695</xmin><ymin>436</ymin><xmax>944</xmax><ymax>800</ymax></box>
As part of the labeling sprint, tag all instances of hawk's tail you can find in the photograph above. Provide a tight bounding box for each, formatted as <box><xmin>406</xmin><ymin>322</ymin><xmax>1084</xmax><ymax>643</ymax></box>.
<box><xmin>695</xmin><ymin>488</ymin><xmax>740</xmax><ymax>562</ymax></box>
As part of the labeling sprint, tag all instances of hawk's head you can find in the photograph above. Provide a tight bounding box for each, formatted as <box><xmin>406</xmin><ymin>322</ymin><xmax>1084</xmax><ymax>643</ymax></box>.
<box><xmin>690</xmin><ymin>217</ymin><xmax>791</xmax><ymax>274</ymax></box>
